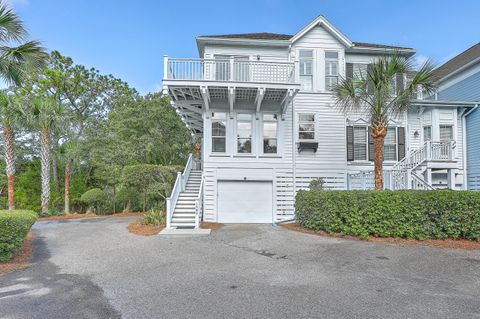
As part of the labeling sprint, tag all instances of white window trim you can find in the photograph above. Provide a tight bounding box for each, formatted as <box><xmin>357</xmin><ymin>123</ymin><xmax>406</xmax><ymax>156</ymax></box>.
<box><xmin>325</xmin><ymin>51</ymin><xmax>339</xmax><ymax>92</ymax></box>
<box><xmin>261</xmin><ymin>113</ymin><xmax>279</xmax><ymax>156</ymax></box>
<box><xmin>235</xmin><ymin>113</ymin><xmax>255</xmax><ymax>156</ymax></box>
<box><xmin>210</xmin><ymin>112</ymin><xmax>228</xmax><ymax>155</ymax></box>
<box><xmin>349</xmin><ymin>125</ymin><xmax>400</xmax><ymax>163</ymax></box>
<box><xmin>298</xmin><ymin>113</ymin><xmax>316</xmax><ymax>142</ymax></box>
<box><xmin>298</xmin><ymin>49</ymin><xmax>314</xmax><ymax>92</ymax></box>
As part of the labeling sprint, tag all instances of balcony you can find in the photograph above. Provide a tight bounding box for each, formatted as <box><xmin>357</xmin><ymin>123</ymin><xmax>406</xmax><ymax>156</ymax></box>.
<box><xmin>163</xmin><ymin>56</ymin><xmax>300</xmax><ymax>135</ymax></box>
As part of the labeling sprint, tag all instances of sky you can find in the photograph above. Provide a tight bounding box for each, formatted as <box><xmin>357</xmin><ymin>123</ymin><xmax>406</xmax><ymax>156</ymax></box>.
<box><xmin>9</xmin><ymin>0</ymin><xmax>480</xmax><ymax>95</ymax></box>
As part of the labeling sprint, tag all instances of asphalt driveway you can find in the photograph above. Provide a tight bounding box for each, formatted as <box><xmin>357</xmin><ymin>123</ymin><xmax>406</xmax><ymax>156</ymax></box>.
<box><xmin>1</xmin><ymin>217</ymin><xmax>479</xmax><ymax>319</ymax></box>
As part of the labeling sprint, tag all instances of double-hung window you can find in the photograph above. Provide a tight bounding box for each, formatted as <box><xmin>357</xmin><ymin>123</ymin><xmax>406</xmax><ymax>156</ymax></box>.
<box><xmin>263</xmin><ymin>114</ymin><xmax>278</xmax><ymax>154</ymax></box>
<box><xmin>384</xmin><ymin>127</ymin><xmax>397</xmax><ymax>161</ymax></box>
<box><xmin>237</xmin><ymin>114</ymin><xmax>253</xmax><ymax>153</ymax></box>
<box><xmin>298</xmin><ymin>114</ymin><xmax>315</xmax><ymax>140</ymax></box>
<box><xmin>299</xmin><ymin>50</ymin><xmax>313</xmax><ymax>91</ymax></box>
<box><xmin>353</xmin><ymin>127</ymin><xmax>368</xmax><ymax>161</ymax></box>
<box><xmin>325</xmin><ymin>51</ymin><xmax>339</xmax><ymax>91</ymax></box>
<box><xmin>440</xmin><ymin>125</ymin><xmax>453</xmax><ymax>142</ymax></box>
<box><xmin>211</xmin><ymin>112</ymin><xmax>227</xmax><ymax>153</ymax></box>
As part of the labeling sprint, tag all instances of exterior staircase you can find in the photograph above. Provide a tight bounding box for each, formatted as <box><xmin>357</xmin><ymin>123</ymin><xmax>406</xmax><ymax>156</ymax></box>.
<box><xmin>171</xmin><ymin>170</ymin><xmax>202</xmax><ymax>228</ymax></box>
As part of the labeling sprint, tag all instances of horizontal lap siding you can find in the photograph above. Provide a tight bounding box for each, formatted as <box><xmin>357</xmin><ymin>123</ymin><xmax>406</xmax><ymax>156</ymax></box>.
<box><xmin>203</xmin><ymin>44</ymin><xmax>289</xmax><ymax>62</ymax></box>
<box><xmin>467</xmin><ymin>109</ymin><xmax>480</xmax><ymax>190</ymax></box>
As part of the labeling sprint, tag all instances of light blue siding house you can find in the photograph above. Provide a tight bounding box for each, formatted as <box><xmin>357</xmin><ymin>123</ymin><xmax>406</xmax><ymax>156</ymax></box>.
<box><xmin>434</xmin><ymin>43</ymin><xmax>480</xmax><ymax>189</ymax></box>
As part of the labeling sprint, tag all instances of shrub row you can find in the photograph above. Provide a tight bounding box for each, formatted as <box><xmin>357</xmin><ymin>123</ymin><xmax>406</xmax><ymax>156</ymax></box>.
<box><xmin>295</xmin><ymin>190</ymin><xmax>480</xmax><ymax>240</ymax></box>
<box><xmin>0</xmin><ymin>210</ymin><xmax>38</xmax><ymax>262</ymax></box>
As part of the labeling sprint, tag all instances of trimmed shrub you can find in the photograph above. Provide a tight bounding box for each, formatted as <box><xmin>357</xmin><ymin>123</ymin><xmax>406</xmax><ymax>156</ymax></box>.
<box><xmin>0</xmin><ymin>210</ymin><xmax>37</xmax><ymax>262</ymax></box>
<box><xmin>295</xmin><ymin>190</ymin><xmax>480</xmax><ymax>240</ymax></box>
<box><xmin>141</xmin><ymin>209</ymin><xmax>166</xmax><ymax>226</ymax></box>
<box><xmin>80</xmin><ymin>188</ymin><xmax>108</xmax><ymax>214</ymax></box>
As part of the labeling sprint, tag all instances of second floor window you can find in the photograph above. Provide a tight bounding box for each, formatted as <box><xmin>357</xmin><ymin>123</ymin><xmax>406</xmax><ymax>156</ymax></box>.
<box><xmin>263</xmin><ymin>114</ymin><xmax>278</xmax><ymax>154</ymax></box>
<box><xmin>423</xmin><ymin>126</ymin><xmax>432</xmax><ymax>141</ymax></box>
<box><xmin>299</xmin><ymin>50</ymin><xmax>313</xmax><ymax>91</ymax></box>
<box><xmin>212</xmin><ymin>112</ymin><xmax>227</xmax><ymax>153</ymax></box>
<box><xmin>298</xmin><ymin>113</ymin><xmax>315</xmax><ymax>140</ymax></box>
<box><xmin>440</xmin><ymin>125</ymin><xmax>453</xmax><ymax>142</ymax></box>
<box><xmin>237</xmin><ymin>114</ymin><xmax>253</xmax><ymax>153</ymax></box>
<box><xmin>325</xmin><ymin>51</ymin><xmax>339</xmax><ymax>91</ymax></box>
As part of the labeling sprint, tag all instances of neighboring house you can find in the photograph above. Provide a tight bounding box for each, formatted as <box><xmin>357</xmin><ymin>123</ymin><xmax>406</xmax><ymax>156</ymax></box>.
<box><xmin>432</xmin><ymin>43</ymin><xmax>480</xmax><ymax>190</ymax></box>
<box><xmin>162</xmin><ymin>16</ymin><xmax>476</xmax><ymax>228</ymax></box>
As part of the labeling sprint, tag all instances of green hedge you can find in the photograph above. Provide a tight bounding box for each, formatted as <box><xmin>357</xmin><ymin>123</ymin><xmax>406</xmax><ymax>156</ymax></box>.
<box><xmin>0</xmin><ymin>210</ymin><xmax>37</xmax><ymax>262</ymax></box>
<box><xmin>295</xmin><ymin>190</ymin><xmax>480</xmax><ymax>240</ymax></box>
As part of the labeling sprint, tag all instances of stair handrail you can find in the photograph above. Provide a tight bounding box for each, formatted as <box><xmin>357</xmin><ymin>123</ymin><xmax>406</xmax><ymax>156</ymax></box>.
<box><xmin>166</xmin><ymin>154</ymin><xmax>193</xmax><ymax>228</ymax></box>
<box><xmin>194</xmin><ymin>173</ymin><xmax>204</xmax><ymax>228</ymax></box>
<box><xmin>411</xmin><ymin>171</ymin><xmax>434</xmax><ymax>190</ymax></box>
<box><xmin>391</xmin><ymin>142</ymin><xmax>429</xmax><ymax>189</ymax></box>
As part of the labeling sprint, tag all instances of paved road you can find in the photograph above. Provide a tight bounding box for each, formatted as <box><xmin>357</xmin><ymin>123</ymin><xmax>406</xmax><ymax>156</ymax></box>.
<box><xmin>0</xmin><ymin>217</ymin><xmax>479</xmax><ymax>319</ymax></box>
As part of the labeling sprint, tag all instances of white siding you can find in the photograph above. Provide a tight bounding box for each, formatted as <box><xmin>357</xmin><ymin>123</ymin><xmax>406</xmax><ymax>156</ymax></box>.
<box><xmin>203</xmin><ymin>44</ymin><xmax>289</xmax><ymax>62</ymax></box>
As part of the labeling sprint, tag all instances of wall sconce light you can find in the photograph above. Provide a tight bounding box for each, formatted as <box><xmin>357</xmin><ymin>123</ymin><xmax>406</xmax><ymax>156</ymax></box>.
<box><xmin>414</xmin><ymin>130</ymin><xmax>419</xmax><ymax>138</ymax></box>
<box><xmin>256</xmin><ymin>55</ymin><xmax>261</xmax><ymax>61</ymax></box>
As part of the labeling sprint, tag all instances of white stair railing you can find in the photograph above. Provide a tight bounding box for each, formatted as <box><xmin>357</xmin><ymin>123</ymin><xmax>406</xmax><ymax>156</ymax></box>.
<box><xmin>166</xmin><ymin>154</ymin><xmax>193</xmax><ymax>229</ymax></box>
<box><xmin>194</xmin><ymin>174</ymin><xmax>204</xmax><ymax>229</ymax></box>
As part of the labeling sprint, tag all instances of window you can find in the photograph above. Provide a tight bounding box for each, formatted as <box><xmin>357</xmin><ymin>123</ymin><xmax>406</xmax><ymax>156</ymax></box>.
<box><xmin>353</xmin><ymin>127</ymin><xmax>368</xmax><ymax>160</ymax></box>
<box><xmin>299</xmin><ymin>50</ymin><xmax>313</xmax><ymax>91</ymax></box>
<box><xmin>325</xmin><ymin>51</ymin><xmax>339</xmax><ymax>91</ymax></box>
<box><xmin>211</xmin><ymin>112</ymin><xmax>227</xmax><ymax>153</ymax></box>
<box><xmin>298</xmin><ymin>113</ymin><xmax>315</xmax><ymax>140</ymax></box>
<box><xmin>423</xmin><ymin>126</ymin><xmax>432</xmax><ymax>141</ymax></box>
<box><xmin>237</xmin><ymin>114</ymin><xmax>253</xmax><ymax>153</ymax></box>
<box><xmin>353</xmin><ymin>63</ymin><xmax>368</xmax><ymax>79</ymax></box>
<box><xmin>263</xmin><ymin>114</ymin><xmax>278</xmax><ymax>154</ymax></box>
<box><xmin>384</xmin><ymin>128</ymin><xmax>397</xmax><ymax>161</ymax></box>
<box><xmin>440</xmin><ymin>125</ymin><xmax>453</xmax><ymax>142</ymax></box>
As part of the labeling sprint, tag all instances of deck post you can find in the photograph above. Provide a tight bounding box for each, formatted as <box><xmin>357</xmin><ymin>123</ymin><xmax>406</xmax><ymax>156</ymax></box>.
<box><xmin>163</xmin><ymin>55</ymin><xmax>169</xmax><ymax>80</ymax></box>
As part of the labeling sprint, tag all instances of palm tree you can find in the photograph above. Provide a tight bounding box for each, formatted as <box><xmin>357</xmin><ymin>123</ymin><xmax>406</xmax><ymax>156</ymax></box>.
<box><xmin>0</xmin><ymin>2</ymin><xmax>47</xmax><ymax>210</ymax></box>
<box><xmin>30</xmin><ymin>97</ymin><xmax>64</xmax><ymax>213</ymax></box>
<box><xmin>334</xmin><ymin>54</ymin><xmax>436</xmax><ymax>190</ymax></box>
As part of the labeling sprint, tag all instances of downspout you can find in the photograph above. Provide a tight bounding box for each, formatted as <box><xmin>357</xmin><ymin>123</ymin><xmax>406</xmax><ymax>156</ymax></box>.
<box><xmin>462</xmin><ymin>104</ymin><xmax>478</xmax><ymax>189</ymax></box>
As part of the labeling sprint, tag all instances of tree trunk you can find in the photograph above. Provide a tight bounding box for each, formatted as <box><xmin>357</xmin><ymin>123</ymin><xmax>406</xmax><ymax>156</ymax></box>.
<box><xmin>64</xmin><ymin>159</ymin><xmax>73</xmax><ymax>214</ymax></box>
<box><xmin>372</xmin><ymin>124</ymin><xmax>388</xmax><ymax>191</ymax></box>
<box><xmin>3</xmin><ymin>124</ymin><xmax>15</xmax><ymax>210</ymax></box>
<box><xmin>40</xmin><ymin>128</ymin><xmax>51</xmax><ymax>213</ymax></box>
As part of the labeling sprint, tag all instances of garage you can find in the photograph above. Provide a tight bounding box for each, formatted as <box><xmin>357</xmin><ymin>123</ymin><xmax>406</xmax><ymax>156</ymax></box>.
<box><xmin>217</xmin><ymin>180</ymin><xmax>273</xmax><ymax>223</ymax></box>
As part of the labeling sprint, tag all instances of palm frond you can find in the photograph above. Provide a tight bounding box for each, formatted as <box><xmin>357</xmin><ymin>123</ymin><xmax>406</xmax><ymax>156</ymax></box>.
<box><xmin>0</xmin><ymin>41</ymin><xmax>48</xmax><ymax>85</ymax></box>
<box><xmin>0</xmin><ymin>1</ymin><xmax>27</xmax><ymax>42</ymax></box>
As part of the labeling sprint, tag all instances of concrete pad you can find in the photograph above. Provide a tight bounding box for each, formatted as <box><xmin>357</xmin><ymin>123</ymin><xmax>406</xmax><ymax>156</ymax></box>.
<box><xmin>158</xmin><ymin>227</ymin><xmax>211</xmax><ymax>235</ymax></box>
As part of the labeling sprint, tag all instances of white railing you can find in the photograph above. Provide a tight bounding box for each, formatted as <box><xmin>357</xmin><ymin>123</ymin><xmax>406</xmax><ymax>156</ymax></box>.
<box><xmin>194</xmin><ymin>174</ymin><xmax>204</xmax><ymax>229</ymax></box>
<box><xmin>411</xmin><ymin>172</ymin><xmax>434</xmax><ymax>190</ymax></box>
<box><xmin>166</xmin><ymin>154</ymin><xmax>193</xmax><ymax>228</ymax></box>
<box><xmin>164</xmin><ymin>56</ymin><xmax>296</xmax><ymax>84</ymax></box>
<box><xmin>430</xmin><ymin>141</ymin><xmax>455</xmax><ymax>161</ymax></box>
<box><xmin>347</xmin><ymin>170</ymin><xmax>393</xmax><ymax>190</ymax></box>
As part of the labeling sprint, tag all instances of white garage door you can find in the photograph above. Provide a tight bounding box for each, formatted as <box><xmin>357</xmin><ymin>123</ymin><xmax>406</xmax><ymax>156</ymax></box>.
<box><xmin>217</xmin><ymin>181</ymin><xmax>273</xmax><ymax>223</ymax></box>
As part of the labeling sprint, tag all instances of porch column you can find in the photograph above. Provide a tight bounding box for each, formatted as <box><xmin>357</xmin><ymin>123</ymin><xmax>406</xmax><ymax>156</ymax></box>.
<box><xmin>447</xmin><ymin>169</ymin><xmax>455</xmax><ymax>189</ymax></box>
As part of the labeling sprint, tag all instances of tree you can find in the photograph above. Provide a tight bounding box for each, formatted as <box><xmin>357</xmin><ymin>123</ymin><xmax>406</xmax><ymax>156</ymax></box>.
<box><xmin>0</xmin><ymin>3</ymin><xmax>47</xmax><ymax>210</ymax></box>
<box><xmin>334</xmin><ymin>54</ymin><xmax>436</xmax><ymax>190</ymax></box>
<box><xmin>30</xmin><ymin>97</ymin><xmax>65</xmax><ymax>213</ymax></box>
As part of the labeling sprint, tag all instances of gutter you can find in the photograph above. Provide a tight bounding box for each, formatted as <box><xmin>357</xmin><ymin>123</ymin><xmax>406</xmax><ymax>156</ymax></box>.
<box><xmin>462</xmin><ymin>104</ymin><xmax>479</xmax><ymax>189</ymax></box>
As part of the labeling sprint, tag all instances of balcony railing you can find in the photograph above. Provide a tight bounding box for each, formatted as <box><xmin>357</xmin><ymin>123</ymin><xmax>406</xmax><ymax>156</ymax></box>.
<box><xmin>163</xmin><ymin>56</ymin><xmax>297</xmax><ymax>84</ymax></box>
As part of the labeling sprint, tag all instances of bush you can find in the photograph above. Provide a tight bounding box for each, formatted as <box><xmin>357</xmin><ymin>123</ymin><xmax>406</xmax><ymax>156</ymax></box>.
<box><xmin>80</xmin><ymin>188</ymin><xmax>108</xmax><ymax>214</ymax></box>
<box><xmin>295</xmin><ymin>190</ymin><xmax>480</xmax><ymax>240</ymax></box>
<box><xmin>141</xmin><ymin>209</ymin><xmax>166</xmax><ymax>226</ymax></box>
<box><xmin>0</xmin><ymin>210</ymin><xmax>37</xmax><ymax>262</ymax></box>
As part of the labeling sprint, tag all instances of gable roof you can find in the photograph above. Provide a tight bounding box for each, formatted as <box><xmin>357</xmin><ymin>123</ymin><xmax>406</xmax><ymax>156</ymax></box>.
<box><xmin>199</xmin><ymin>32</ymin><xmax>413</xmax><ymax>50</ymax></box>
<box><xmin>433</xmin><ymin>42</ymin><xmax>480</xmax><ymax>81</ymax></box>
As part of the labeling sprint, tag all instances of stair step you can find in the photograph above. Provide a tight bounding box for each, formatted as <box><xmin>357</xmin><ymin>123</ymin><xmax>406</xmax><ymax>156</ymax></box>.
<box><xmin>171</xmin><ymin>223</ymin><xmax>196</xmax><ymax>228</ymax></box>
<box><xmin>176</xmin><ymin>205</ymin><xmax>195</xmax><ymax>209</ymax></box>
<box><xmin>174</xmin><ymin>208</ymin><xmax>196</xmax><ymax>213</ymax></box>
<box><xmin>171</xmin><ymin>219</ymin><xmax>196</xmax><ymax>224</ymax></box>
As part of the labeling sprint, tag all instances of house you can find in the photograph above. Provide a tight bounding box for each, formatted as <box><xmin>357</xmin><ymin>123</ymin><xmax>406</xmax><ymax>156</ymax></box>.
<box><xmin>162</xmin><ymin>16</ymin><xmax>477</xmax><ymax>228</ymax></box>
<box><xmin>432</xmin><ymin>43</ymin><xmax>480</xmax><ymax>190</ymax></box>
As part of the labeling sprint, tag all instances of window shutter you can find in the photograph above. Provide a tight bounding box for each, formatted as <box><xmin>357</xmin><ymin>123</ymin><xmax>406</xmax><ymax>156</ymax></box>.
<box><xmin>346</xmin><ymin>63</ymin><xmax>353</xmax><ymax>79</ymax></box>
<box><xmin>396</xmin><ymin>73</ymin><xmax>404</xmax><ymax>94</ymax></box>
<box><xmin>368</xmin><ymin>127</ymin><xmax>374</xmax><ymax>161</ymax></box>
<box><xmin>346</xmin><ymin>126</ymin><xmax>354</xmax><ymax>161</ymax></box>
<box><xmin>397</xmin><ymin>127</ymin><xmax>406</xmax><ymax>160</ymax></box>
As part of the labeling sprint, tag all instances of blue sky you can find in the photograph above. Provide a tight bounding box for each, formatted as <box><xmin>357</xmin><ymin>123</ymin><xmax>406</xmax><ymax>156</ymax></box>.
<box><xmin>10</xmin><ymin>0</ymin><xmax>480</xmax><ymax>94</ymax></box>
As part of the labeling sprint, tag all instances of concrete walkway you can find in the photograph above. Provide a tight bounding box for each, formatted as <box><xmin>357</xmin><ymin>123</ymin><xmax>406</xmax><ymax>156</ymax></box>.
<box><xmin>0</xmin><ymin>217</ymin><xmax>479</xmax><ymax>318</ymax></box>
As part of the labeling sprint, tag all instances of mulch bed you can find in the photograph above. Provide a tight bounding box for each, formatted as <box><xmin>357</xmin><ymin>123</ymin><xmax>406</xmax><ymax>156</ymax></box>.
<box><xmin>280</xmin><ymin>223</ymin><xmax>480</xmax><ymax>250</ymax></box>
<box><xmin>201</xmin><ymin>222</ymin><xmax>224</xmax><ymax>230</ymax></box>
<box><xmin>127</xmin><ymin>219</ymin><xmax>164</xmax><ymax>236</ymax></box>
<box><xmin>39</xmin><ymin>212</ymin><xmax>144</xmax><ymax>221</ymax></box>
<box><xmin>0</xmin><ymin>232</ymin><xmax>33</xmax><ymax>276</ymax></box>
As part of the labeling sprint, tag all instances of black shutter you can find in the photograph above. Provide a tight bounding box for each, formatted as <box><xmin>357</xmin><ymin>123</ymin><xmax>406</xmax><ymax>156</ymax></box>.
<box><xmin>396</xmin><ymin>73</ymin><xmax>404</xmax><ymax>94</ymax></box>
<box><xmin>346</xmin><ymin>126</ymin><xmax>354</xmax><ymax>161</ymax></box>
<box><xmin>346</xmin><ymin>63</ymin><xmax>354</xmax><ymax>79</ymax></box>
<box><xmin>397</xmin><ymin>127</ymin><xmax>406</xmax><ymax>160</ymax></box>
<box><xmin>368</xmin><ymin>127</ymin><xmax>374</xmax><ymax>161</ymax></box>
<box><xmin>367</xmin><ymin>64</ymin><xmax>374</xmax><ymax>93</ymax></box>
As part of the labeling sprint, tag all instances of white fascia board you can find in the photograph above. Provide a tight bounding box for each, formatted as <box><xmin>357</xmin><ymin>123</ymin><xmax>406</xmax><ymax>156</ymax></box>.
<box><xmin>346</xmin><ymin>46</ymin><xmax>416</xmax><ymax>56</ymax></box>
<box><xmin>196</xmin><ymin>37</ymin><xmax>291</xmax><ymax>57</ymax></box>
<box><xmin>411</xmin><ymin>99</ymin><xmax>478</xmax><ymax>107</ymax></box>
<box><xmin>290</xmin><ymin>15</ymin><xmax>353</xmax><ymax>47</ymax></box>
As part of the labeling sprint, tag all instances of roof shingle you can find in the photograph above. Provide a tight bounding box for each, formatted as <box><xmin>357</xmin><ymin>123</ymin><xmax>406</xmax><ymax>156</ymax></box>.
<box><xmin>433</xmin><ymin>43</ymin><xmax>480</xmax><ymax>80</ymax></box>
